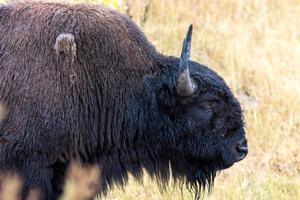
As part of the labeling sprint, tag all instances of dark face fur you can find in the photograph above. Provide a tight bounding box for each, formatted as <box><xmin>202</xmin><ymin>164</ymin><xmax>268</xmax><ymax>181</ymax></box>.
<box><xmin>145</xmin><ymin>26</ymin><xmax>248</xmax><ymax>194</ymax></box>
<box><xmin>175</xmin><ymin>62</ymin><xmax>247</xmax><ymax>170</ymax></box>
<box><xmin>149</xmin><ymin>61</ymin><xmax>248</xmax><ymax>195</ymax></box>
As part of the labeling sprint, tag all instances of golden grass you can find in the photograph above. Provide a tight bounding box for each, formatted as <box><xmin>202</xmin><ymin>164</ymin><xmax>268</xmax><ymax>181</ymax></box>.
<box><xmin>0</xmin><ymin>0</ymin><xmax>299</xmax><ymax>199</ymax></box>
<box><xmin>0</xmin><ymin>103</ymin><xmax>6</xmax><ymax>122</ymax></box>
<box><xmin>60</xmin><ymin>163</ymin><xmax>100</xmax><ymax>200</ymax></box>
<box><xmin>0</xmin><ymin>174</ymin><xmax>21</xmax><ymax>200</ymax></box>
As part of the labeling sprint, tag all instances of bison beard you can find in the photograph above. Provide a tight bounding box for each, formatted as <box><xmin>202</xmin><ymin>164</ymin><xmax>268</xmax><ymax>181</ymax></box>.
<box><xmin>0</xmin><ymin>2</ymin><xmax>248</xmax><ymax>200</ymax></box>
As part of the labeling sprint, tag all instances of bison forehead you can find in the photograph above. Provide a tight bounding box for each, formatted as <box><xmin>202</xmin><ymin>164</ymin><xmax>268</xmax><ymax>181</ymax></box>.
<box><xmin>175</xmin><ymin>60</ymin><xmax>232</xmax><ymax>98</ymax></box>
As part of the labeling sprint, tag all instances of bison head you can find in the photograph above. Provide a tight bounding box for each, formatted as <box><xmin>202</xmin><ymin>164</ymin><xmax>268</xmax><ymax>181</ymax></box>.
<box><xmin>142</xmin><ymin>25</ymin><xmax>247</xmax><ymax>194</ymax></box>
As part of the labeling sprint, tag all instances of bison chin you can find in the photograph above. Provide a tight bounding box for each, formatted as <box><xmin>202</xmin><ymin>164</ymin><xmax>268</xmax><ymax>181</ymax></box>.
<box><xmin>167</xmin><ymin>138</ymin><xmax>247</xmax><ymax>199</ymax></box>
<box><xmin>167</xmin><ymin>156</ymin><xmax>222</xmax><ymax>199</ymax></box>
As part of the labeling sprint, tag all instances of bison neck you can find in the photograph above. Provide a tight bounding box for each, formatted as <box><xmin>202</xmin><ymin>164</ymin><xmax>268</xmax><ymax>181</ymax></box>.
<box><xmin>61</xmin><ymin>78</ymin><xmax>172</xmax><ymax>193</ymax></box>
<box><xmin>96</xmin><ymin>97</ymin><xmax>172</xmax><ymax>193</ymax></box>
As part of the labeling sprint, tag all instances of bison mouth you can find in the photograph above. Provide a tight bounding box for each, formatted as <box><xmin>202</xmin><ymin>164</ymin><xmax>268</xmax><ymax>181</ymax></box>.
<box><xmin>179</xmin><ymin>142</ymin><xmax>248</xmax><ymax>199</ymax></box>
<box><xmin>168</xmin><ymin>145</ymin><xmax>248</xmax><ymax>199</ymax></box>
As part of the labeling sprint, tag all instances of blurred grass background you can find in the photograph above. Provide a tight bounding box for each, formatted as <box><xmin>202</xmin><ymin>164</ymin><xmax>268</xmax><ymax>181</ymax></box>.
<box><xmin>0</xmin><ymin>0</ymin><xmax>300</xmax><ymax>199</ymax></box>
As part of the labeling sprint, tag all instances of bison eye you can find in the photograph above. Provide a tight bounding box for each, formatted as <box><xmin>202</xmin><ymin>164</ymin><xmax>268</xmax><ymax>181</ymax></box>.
<box><xmin>221</xmin><ymin>126</ymin><xmax>240</xmax><ymax>138</ymax></box>
<box><xmin>227</xmin><ymin>127</ymin><xmax>240</xmax><ymax>135</ymax></box>
<box><xmin>185</xmin><ymin>102</ymin><xmax>213</xmax><ymax>123</ymax></box>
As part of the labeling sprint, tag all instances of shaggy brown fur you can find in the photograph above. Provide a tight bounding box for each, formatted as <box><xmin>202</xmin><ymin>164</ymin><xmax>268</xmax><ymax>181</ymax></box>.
<box><xmin>0</xmin><ymin>2</ymin><xmax>247</xmax><ymax>200</ymax></box>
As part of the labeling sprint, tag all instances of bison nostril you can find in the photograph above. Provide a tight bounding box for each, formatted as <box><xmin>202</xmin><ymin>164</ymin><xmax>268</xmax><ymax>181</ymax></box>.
<box><xmin>236</xmin><ymin>139</ymin><xmax>248</xmax><ymax>155</ymax></box>
<box><xmin>236</xmin><ymin>145</ymin><xmax>248</xmax><ymax>154</ymax></box>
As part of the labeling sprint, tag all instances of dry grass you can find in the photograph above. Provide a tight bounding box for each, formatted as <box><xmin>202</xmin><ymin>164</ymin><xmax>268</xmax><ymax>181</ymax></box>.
<box><xmin>0</xmin><ymin>103</ymin><xmax>6</xmax><ymax>122</ymax></box>
<box><xmin>0</xmin><ymin>0</ymin><xmax>299</xmax><ymax>199</ymax></box>
<box><xmin>0</xmin><ymin>174</ymin><xmax>22</xmax><ymax>200</ymax></box>
<box><xmin>60</xmin><ymin>163</ymin><xmax>100</xmax><ymax>200</ymax></box>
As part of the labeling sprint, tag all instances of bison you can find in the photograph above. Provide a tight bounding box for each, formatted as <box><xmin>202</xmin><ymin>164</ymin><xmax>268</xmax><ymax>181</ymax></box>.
<box><xmin>0</xmin><ymin>2</ymin><xmax>248</xmax><ymax>200</ymax></box>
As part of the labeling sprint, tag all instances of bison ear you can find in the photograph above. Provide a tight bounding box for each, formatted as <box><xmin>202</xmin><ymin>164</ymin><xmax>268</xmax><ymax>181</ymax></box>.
<box><xmin>176</xmin><ymin>25</ymin><xmax>197</xmax><ymax>97</ymax></box>
<box><xmin>143</xmin><ymin>75</ymin><xmax>176</xmax><ymax>108</ymax></box>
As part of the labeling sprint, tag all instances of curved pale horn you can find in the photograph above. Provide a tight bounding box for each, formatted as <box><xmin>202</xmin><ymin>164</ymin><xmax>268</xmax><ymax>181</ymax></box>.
<box><xmin>176</xmin><ymin>25</ymin><xmax>197</xmax><ymax>97</ymax></box>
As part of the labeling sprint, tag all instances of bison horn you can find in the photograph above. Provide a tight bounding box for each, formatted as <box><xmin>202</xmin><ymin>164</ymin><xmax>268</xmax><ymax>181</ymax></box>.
<box><xmin>176</xmin><ymin>25</ymin><xmax>197</xmax><ymax>97</ymax></box>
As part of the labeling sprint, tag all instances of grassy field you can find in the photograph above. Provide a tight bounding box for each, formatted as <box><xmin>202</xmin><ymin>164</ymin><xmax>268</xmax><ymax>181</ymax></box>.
<box><xmin>1</xmin><ymin>0</ymin><xmax>300</xmax><ymax>200</ymax></box>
